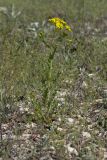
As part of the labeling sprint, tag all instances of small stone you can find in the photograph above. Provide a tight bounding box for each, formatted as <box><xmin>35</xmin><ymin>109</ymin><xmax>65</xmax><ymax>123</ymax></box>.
<box><xmin>88</xmin><ymin>73</ymin><xmax>96</xmax><ymax>78</ymax></box>
<box><xmin>13</xmin><ymin>144</ymin><xmax>18</xmax><ymax>149</ymax></box>
<box><xmin>66</xmin><ymin>144</ymin><xmax>78</xmax><ymax>156</ymax></box>
<box><xmin>82</xmin><ymin>81</ymin><xmax>88</xmax><ymax>88</ymax></box>
<box><xmin>58</xmin><ymin>117</ymin><xmax>61</xmax><ymax>122</ymax></box>
<box><xmin>2</xmin><ymin>134</ymin><xmax>7</xmax><ymax>140</ymax></box>
<box><xmin>82</xmin><ymin>132</ymin><xmax>91</xmax><ymax>139</ymax></box>
<box><xmin>2</xmin><ymin>124</ymin><xmax>8</xmax><ymax>130</ymax></box>
<box><xmin>24</xmin><ymin>107</ymin><xmax>29</xmax><ymax>112</ymax></box>
<box><xmin>64</xmin><ymin>79</ymin><xmax>72</xmax><ymax>84</ymax></box>
<box><xmin>104</xmin><ymin>151</ymin><xmax>107</xmax><ymax>159</ymax></box>
<box><xmin>21</xmin><ymin>133</ymin><xmax>31</xmax><ymax>140</ymax></box>
<box><xmin>67</xmin><ymin>118</ymin><xmax>74</xmax><ymax>125</ymax></box>
<box><xmin>94</xmin><ymin>109</ymin><xmax>100</xmax><ymax>113</ymax></box>
<box><xmin>57</xmin><ymin>97</ymin><xmax>65</xmax><ymax>102</ymax></box>
<box><xmin>25</xmin><ymin>123</ymin><xmax>31</xmax><ymax>129</ymax></box>
<box><xmin>57</xmin><ymin>127</ymin><xmax>64</xmax><ymax>132</ymax></box>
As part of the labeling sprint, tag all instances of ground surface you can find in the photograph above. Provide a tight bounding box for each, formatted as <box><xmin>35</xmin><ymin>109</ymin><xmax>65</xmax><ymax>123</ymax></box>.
<box><xmin>0</xmin><ymin>0</ymin><xmax>107</xmax><ymax>159</ymax></box>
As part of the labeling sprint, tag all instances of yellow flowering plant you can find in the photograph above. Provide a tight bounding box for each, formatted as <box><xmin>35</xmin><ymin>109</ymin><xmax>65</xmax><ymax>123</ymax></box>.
<box><xmin>31</xmin><ymin>17</ymin><xmax>73</xmax><ymax>124</ymax></box>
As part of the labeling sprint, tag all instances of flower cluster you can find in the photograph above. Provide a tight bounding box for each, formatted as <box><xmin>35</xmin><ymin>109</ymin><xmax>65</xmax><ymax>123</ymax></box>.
<box><xmin>48</xmin><ymin>17</ymin><xmax>71</xmax><ymax>32</ymax></box>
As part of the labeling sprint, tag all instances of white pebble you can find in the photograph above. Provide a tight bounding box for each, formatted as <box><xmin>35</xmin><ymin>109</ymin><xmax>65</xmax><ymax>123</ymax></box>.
<box><xmin>67</xmin><ymin>118</ymin><xmax>74</xmax><ymax>125</ymax></box>
<box><xmin>66</xmin><ymin>144</ymin><xmax>78</xmax><ymax>156</ymax></box>
<box><xmin>82</xmin><ymin>132</ymin><xmax>91</xmax><ymax>139</ymax></box>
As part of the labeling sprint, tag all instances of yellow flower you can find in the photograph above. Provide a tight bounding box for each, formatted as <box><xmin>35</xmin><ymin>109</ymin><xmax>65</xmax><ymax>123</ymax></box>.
<box><xmin>56</xmin><ymin>21</ymin><xmax>63</xmax><ymax>29</ymax></box>
<box><xmin>65</xmin><ymin>25</ymin><xmax>72</xmax><ymax>32</ymax></box>
<box><xmin>48</xmin><ymin>17</ymin><xmax>71</xmax><ymax>32</ymax></box>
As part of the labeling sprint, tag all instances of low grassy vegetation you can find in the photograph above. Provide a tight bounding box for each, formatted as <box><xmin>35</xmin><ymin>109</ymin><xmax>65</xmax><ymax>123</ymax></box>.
<box><xmin>0</xmin><ymin>0</ymin><xmax>107</xmax><ymax>159</ymax></box>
